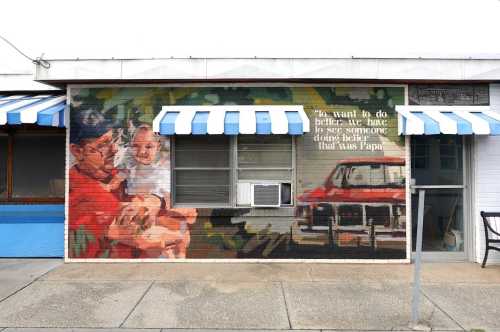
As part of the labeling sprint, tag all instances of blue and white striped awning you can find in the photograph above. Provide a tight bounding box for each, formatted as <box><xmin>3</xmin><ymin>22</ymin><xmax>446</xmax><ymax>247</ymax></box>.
<box><xmin>0</xmin><ymin>95</ymin><xmax>66</xmax><ymax>128</ymax></box>
<box><xmin>152</xmin><ymin>105</ymin><xmax>310</xmax><ymax>135</ymax></box>
<box><xmin>396</xmin><ymin>105</ymin><xmax>500</xmax><ymax>135</ymax></box>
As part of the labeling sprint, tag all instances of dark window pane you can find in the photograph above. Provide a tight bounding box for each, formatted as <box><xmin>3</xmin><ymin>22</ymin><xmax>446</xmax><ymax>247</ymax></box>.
<box><xmin>175</xmin><ymin>136</ymin><xmax>229</xmax><ymax>168</ymax></box>
<box><xmin>174</xmin><ymin>169</ymin><xmax>230</xmax><ymax>204</ymax></box>
<box><xmin>175</xmin><ymin>185</ymin><xmax>230</xmax><ymax>204</ymax></box>
<box><xmin>238</xmin><ymin>151</ymin><xmax>292</xmax><ymax>168</ymax></box>
<box><xmin>176</xmin><ymin>170</ymin><xmax>230</xmax><ymax>186</ymax></box>
<box><xmin>12</xmin><ymin>133</ymin><xmax>65</xmax><ymax>198</ymax></box>
<box><xmin>411</xmin><ymin>135</ymin><xmax>463</xmax><ymax>185</ymax></box>
<box><xmin>174</xmin><ymin>136</ymin><xmax>230</xmax><ymax>205</ymax></box>
<box><xmin>0</xmin><ymin>135</ymin><xmax>7</xmax><ymax>198</ymax></box>
<box><xmin>411</xmin><ymin>189</ymin><xmax>463</xmax><ymax>252</ymax></box>
<box><xmin>238</xmin><ymin>135</ymin><xmax>292</xmax><ymax>169</ymax></box>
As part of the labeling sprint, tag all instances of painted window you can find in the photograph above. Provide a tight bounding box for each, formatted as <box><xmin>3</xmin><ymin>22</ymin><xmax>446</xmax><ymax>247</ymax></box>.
<box><xmin>0</xmin><ymin>127</ymin><xmax>65</xmax><ymax>202</ymax></box>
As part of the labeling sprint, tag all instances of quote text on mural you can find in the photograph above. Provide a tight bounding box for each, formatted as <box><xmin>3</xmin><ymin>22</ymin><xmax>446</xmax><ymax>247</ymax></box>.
<box><xmin>312</xmin><ymin>109</ymin><xmax>388</xmax><ymax>152</ymax></box>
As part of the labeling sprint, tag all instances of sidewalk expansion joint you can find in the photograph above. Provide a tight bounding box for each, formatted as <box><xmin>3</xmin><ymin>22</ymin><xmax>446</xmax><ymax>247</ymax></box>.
<box><xmin>420</xmin><ymin>289</ymin><xmax>466</xmax><ymax>331</ymax></box>
<box><xmin>0</xmin><ymin>263</ymin><xmax>59</xmax><ymax>305</ymax></box>
<box><xmin>279</xmin><ymin>281</ymin><xmax>293</xmax><ymax>330</ymax></box>
<box><xmin>119</xmin><ymin>280</ymin><xmax>155</xmax><ymax>328</ymax></box>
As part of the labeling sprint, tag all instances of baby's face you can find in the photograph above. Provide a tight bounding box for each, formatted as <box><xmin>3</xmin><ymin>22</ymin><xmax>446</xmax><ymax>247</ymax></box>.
<box><xmin>132</xmin><ymin>129</ymin><xmax>161</xmax><ymax>165</ymax></box>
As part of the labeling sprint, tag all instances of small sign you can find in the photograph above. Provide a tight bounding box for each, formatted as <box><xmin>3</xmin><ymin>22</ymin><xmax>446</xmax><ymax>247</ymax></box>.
<box><xmin>409</xmin><ymin>84</ymin><xmax>489</xmax><ymax>105</ymax></box>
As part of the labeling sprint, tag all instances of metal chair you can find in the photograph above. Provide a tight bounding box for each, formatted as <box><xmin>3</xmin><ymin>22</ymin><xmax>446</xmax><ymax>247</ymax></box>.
<box><xmin>480</xmin><ymin>211</ymin><xmax>500</xmax><ymax>268</ymax></box>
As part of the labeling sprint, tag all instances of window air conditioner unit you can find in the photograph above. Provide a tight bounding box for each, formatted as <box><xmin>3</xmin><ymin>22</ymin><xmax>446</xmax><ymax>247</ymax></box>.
<box><xmin>251</xmin><ymin>183</ymin><xmax>281</xmax><ymax>207</ymax></box>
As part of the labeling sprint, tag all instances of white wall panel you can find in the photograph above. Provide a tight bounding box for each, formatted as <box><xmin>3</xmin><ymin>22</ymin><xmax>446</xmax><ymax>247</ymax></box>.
<box><xmin>474</xmin><ymin>83</ymin><xmax>500</xmax><ymax>264</ymax></box>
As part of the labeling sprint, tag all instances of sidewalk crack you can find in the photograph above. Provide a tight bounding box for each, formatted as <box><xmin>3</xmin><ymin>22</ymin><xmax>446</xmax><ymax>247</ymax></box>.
<box><xmin>0</xmin><ymin>262</ymin><xmax>60</xmax><ymax>304</ymax></box>
<box><xmin>421</xmin><ymin>288</ymin><xmax>466</xmax><ymax>331</ymax></box>
<box><xmin>119</xmin><ymin>280</ymin><xmax>154</xmax><ymax>328</ymax></box>
<box><xmin>280</xmin><ymin>281</ymin><xmax>293</xmax><ymax>329</ymax></box>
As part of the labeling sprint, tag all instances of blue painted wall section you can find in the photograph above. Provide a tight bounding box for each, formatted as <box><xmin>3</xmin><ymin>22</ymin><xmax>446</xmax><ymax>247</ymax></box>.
<box><xmin>0</xmin><ymin>204</ymin><xmax>64</xmax><ymax>257</ymax></box>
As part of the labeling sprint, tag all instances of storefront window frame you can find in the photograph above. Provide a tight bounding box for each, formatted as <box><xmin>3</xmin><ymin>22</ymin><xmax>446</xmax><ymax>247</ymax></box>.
<box><xmin>171</xmin><ymin>135</ymin><xmax>296</xmax><ymax>208</ymax></box>
<box><xmin>0</xmin><ymin>125</ymin><xmax>66</xmax><ymax>204</ymax></box>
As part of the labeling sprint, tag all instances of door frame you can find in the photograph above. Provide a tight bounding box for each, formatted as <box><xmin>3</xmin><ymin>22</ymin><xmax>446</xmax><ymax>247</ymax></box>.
<box><xmin>410</xmin><ymin>135</ymin><xmax>473</xmax><ymax>262</ymax></box>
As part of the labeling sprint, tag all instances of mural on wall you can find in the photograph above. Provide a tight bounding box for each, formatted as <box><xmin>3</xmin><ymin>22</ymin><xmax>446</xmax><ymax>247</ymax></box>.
<box><xmin>68</xmin><ymin>86</ymin><xmax>406</xmax><ymax>259</ymax></box>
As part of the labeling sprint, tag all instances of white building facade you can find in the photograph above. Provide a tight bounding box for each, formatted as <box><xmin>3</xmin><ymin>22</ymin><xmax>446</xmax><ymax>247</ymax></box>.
<box><xmin>1</xmin><ymin>57</ymin><xmax>499</xmax><ymax>263</ymax></box>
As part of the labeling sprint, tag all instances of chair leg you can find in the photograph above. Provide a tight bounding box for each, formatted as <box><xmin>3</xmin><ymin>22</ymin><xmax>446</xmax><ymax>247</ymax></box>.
<box><xmin>482</xmin><ymin>248</ymin><xmax>489</xmax><ymax>268</ymax></box>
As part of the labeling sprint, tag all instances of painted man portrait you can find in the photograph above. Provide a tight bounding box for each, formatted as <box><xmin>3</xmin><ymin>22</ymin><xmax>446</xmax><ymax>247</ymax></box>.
<box><xmin>68</xmin><ymin>109</ymin><xmax>196</xmax><ymax>259</ymax></box>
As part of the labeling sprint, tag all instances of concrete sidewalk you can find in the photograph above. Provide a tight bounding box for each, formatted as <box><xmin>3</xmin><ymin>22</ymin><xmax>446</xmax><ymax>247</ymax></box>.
<box><xmin>0</xmin><ymin>260</ymin><xmax>499</xmax><ymax>331</ymax></box>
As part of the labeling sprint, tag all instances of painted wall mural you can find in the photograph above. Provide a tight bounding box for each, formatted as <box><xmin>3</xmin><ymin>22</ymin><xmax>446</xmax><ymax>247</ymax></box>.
<box><xmin>68</xmin><ymin>86</ymin><xmax>407</xmax><ymax>259</ymax></box>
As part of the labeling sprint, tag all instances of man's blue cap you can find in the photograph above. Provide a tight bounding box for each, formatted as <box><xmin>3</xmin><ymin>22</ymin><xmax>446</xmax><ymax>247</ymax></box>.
<box><xmin>70</xmin><ymin>108</ymin><xmax>113</xmax><ymax>144</ymax></box>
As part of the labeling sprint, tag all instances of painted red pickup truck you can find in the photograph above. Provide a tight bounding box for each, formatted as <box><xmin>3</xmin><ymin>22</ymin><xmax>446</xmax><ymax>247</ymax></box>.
<box><xmin>292</xmin><ymin>157</ymin><xmax>406</xmax><ymax>250</ymax></box>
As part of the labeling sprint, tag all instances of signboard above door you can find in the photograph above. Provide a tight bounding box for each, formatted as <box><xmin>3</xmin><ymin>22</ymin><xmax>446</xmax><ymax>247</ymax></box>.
<box><xmin>409</xmin><ymin>85</ymin><xmax>489</xmax><ymax>106</ymax></box>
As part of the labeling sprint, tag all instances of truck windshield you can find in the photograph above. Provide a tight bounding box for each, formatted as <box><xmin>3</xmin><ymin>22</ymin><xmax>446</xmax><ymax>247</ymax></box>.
<box><xmin>331</xmin><ymin>164</ymin><xmax>404</xmax><ymax>188</ymax></box>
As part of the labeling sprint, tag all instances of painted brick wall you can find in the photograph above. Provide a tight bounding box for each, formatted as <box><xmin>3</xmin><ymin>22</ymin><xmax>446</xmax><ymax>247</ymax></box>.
<box><xmin>474</xmin><ymin>83</ymin><xmax>500</xmax><ymax>264</ymax></box>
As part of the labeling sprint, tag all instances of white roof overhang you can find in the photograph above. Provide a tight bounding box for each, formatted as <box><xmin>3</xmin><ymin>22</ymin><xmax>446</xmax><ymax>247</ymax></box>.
<box><xmin>34</xmin><ymin>58</ymin><xmax>500</xmax><ymax>83</ymax></box>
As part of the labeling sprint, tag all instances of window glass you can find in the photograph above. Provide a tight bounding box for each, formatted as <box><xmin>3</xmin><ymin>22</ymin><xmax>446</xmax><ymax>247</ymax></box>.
<box><xmin>175</xmin><ymin>135</ymin><xmax>229</xmax><ymax>168</ymax></box>
<box><xmin>12</xmin><ymin>133</ymin><xmax>65</xmax><ymax>198</ymax></box>
<box><xmin>411</xmin><ymin>135</ymin><xmax>463</xmax><ymax>185</ymax></box>
<box><xmin>174</xmin><ymin>136</ymin><xmax>230</xmax><ymax>205</ymax></box>
<box><xmin>0</xmin><ymin>134</ymin><xmax>7</xmax><ymax>198</ymax></box>
<box><xmin>237</xmin><ymin>135</ymin><xmax>292</xmax><ymax>169</ymax></box>
<box><xmin>343</xmin><ymin>164</ymin><xmax>404</xmax><ymax>188</ymax></box>
<box><xmin>174</xmin><ymin>135</ymin><xmax>295</xmax><ymax>206</ymax></box>
<box><xmin>385</xmin><ymin>165</ymin><xmax>405</xmax><ymax>186</ymax></box>
<box><xmin>329</xmin><ymin>165</ymin><xmax>345</xmax><ymax>187</ymax></box>
<box><xmin>238</xmin><ymin>151</ymin><xmax>291</xmax><ymax>168</ymax></box>
<box><xmin>411</xmin><ymin>189</ymin><xmax>464</xmax><ymax>252</ymax></box>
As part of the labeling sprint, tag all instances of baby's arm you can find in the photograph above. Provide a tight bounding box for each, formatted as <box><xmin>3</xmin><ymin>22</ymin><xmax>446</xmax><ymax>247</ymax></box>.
<box><xmin>102</xmin><ymin>172</ymin><xmax>126</xmax><ymax>192</ymax></box>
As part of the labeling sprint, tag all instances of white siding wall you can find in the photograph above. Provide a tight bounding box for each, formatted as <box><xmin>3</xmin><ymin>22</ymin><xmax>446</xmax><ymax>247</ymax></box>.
<box><xmin>473</xmin><ymin>83</ymin><xmax>500</xmax><ymax>263</ymax></box>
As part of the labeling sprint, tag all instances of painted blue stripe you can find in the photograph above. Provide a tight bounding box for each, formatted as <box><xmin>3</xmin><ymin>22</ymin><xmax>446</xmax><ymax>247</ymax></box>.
<box><xmin>224</xmin><ymin>111</ymin><xmax>239</xmax><ymax>135</ymax></box>
<box><xmin>6</xmin><ymin>97</ymin><xmax>51</xmax><ymax>125</ymax></box>
<box><xmin>256</xmin><ymin>111</ymin><xmax>272</xmax><ymax>134</ymax></box>
<box><xmin>285</xmin><ymin>111</ymin><xmax>303</xmax><ymax>135</ymax></box>
<box><xmin>0</xmin><ymin>204</ymin><xmax>64</xmax><ymax>212</ymax></box>
<box><xmin>474</xmin><ymin>113</ymin><xmax>500</xmax><ymax>135</ymax></box>
<box><xmin>37</xmin><ymin>102</ymin><xmax>66</xmax><ymax>126</ymax></box>
<box><xmin>412</xmin><ymin>112</ymin><xmax>440</xmax><ymax>135</ymax></box>
<box><xmin>401</xmin><ymin>116</ymin><xmax>406</xmax><ymax>135</ymax></box>
<box><xmin>192</xmin><ymin>111</ymin><xmax>209</xmax><ymax>135</ymax></box>
<box><xmin>443</xmin><ymin>112</ymin><xmax>473</xmax><ymax>135</ymax></box>
<box><xmin>159</xmin><ymin>112</ymin><xmax>179</xmax><ymax>135</ymax></box>
<box><xmin>0</xmin><ymin>204</ymin><xmax>64</xmax><ymax>224</ymax></box>
<box><xmin>0</xmin><ymin>223</ymin><xmax>64</xmax><ymax>257</ymax></box>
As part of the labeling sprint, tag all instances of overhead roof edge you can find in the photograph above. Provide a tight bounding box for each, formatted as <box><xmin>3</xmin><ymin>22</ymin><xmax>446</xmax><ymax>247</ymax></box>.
<box><xmin>34</xmin><ymin>57</ymin><xmax>500</xmax><ymax>84</ymax></box>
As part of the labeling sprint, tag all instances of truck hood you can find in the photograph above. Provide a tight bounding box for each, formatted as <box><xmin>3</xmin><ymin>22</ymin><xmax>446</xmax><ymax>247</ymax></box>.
<box><xmin>298</xmin><ymin>186</ymin><xmax>405</xmax><ymax>204</ymax></box>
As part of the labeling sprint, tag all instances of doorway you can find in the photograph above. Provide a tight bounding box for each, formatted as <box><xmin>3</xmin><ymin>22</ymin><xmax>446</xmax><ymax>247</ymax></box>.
<box><xmin>410</xmin><ymin>135</ymin><xmax>469</xmax><ymax>260</ymax></box>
